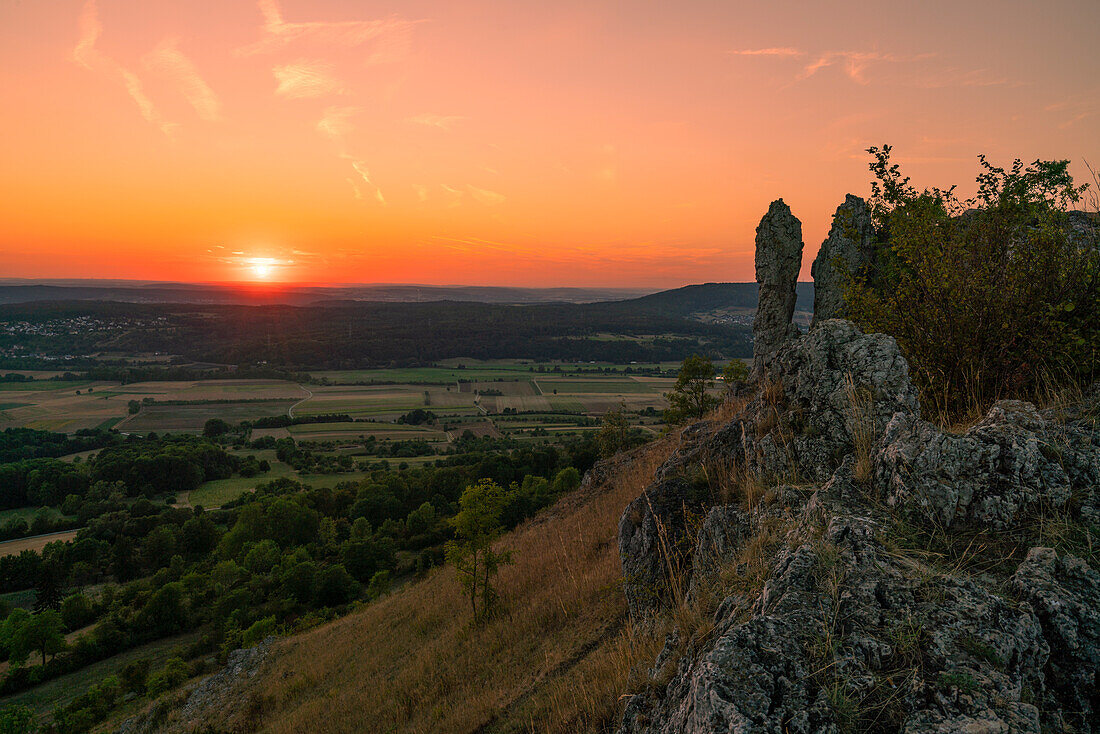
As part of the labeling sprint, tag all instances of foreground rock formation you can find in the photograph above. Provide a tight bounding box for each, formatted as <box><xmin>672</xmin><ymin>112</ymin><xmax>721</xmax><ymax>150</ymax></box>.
<box><xmin>617</xmin><ymin>201</ymin><xmax>1100</xmax><ymax>733</ymax></box>
<box><xmin>751</xmin><ymin>199</ymin><xmax>804</xmax><ymax>378</ymax></box>
<box><xmin>811</xmin><ymin>194</ymin><xmax>875</xmax><ymax>326</ymax></box>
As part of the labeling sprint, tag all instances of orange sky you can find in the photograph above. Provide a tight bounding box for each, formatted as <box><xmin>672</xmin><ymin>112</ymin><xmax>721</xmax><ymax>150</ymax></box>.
<box><xmin>1</xmin><ymin>0</ymin><xmax>1097</xmax><ymax>287</ymax></box>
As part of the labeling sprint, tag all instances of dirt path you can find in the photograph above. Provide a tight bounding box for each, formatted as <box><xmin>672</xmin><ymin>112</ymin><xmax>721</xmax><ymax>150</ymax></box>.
<box><xmin>287</xmin><ymin>385</ymin><xmax>313</xmax><ymax>419</ymax></box>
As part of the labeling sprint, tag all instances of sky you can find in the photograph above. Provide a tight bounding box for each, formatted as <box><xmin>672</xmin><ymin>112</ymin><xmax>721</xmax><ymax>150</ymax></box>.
<box><xmin>0</xmin><ymin>0</ymin><xmax>1097</xmax><ymax>287</ymax></box>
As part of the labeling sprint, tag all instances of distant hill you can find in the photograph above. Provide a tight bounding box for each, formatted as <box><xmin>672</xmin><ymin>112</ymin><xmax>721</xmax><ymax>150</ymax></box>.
<box><xmin>615</xmin><ymin>282</ymin><xmax>813</xmax><ymax>316</ymax></box>
<box><xmin>0</xmin><ymin>281</ymin><xmax>654</xmax><ymax>306</ymax></box>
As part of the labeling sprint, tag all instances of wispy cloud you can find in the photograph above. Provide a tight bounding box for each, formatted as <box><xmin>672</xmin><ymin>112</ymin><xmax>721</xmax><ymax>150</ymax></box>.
<box><xmin>466</xmin><ymin>185</ymin><xmax>506</xmax><ymax>206</ymax></box>
<box><xmin>349</xmin><ymin>160</ymin><xmax>385</xmax><ymax>204</ymax></box>
<box><xmin>144</xmin><ymin>38</ymin><xmax>221</xmax><ymax>121</ymax></box>
<box><xmin>797</xmin><ymin>51</ymin><xmax>921</xmax><ymax>85</ymax></box>
<box><xmin>239</xmin><ymin>0</ymin><xmax>416</xmax><ymax>56</ymax></box>
<box><xmin>728</xmin><ymin>47</ymin><xmax>804</xmax><ymax>57</ymax></box>
<box><xmin>274</xmin><ymin>60</ymin><xmax>344</xmax><ymax>98</ymax></box>
<box><xmin>72</xmin><ymin>0</ymin><xmax>176</xmax><ymax>135</ymax></box>
<box><xmin>408</xmin><ymin>114</ymin><xmax>465</xmax><ymax>131</ymax></box>
<box><xmin>731</xmin><ymin>44</ymin><xmax>1010</xmax><ymax>89</ymax></box>
<box><xmin>315</xmin><ymin>107</ymin><xmax>384</xmax><ymax>203</ymax></box>
<box><xmin>316</xmin><ymin>106</ymin><xmax>358</xmax><ymax>145</ymax></box>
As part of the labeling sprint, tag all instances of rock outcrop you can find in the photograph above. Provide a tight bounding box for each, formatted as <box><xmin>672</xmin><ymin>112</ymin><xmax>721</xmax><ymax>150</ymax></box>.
<box><xmin>876</xmin><ymin>399</ymin><xmax>1100</xmax><ymax>530</ymax></box>
<box><xmin>752</xmin><ymin>199</ymin><xmax>804</xmax><ymax>378</ymax></box>
<box><xmin>1010</xmin><ymin>548</ymin><xmax>1100</xmax><ymax>732</ymax></box>
<box><xmin>618</xmin><ymin>317</ymin><xmax>1099</xmax><ymax>731</ymax></box>
<box><xmin>619</xmin><ymin>319</ymin><xmax>918</xmax><ymax>616</ymax></box>
<box><xmin>811</xmin><ymin>194</ymin><xmax>875</xmax><ymax>327</ymax></box>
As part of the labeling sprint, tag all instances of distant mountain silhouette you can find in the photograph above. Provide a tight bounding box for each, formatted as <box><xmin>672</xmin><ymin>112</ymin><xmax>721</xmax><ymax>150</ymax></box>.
<box><xmin>608</xmin><ymin>282</ymin><xmax>814</xmax><ymax>318</ymax></box>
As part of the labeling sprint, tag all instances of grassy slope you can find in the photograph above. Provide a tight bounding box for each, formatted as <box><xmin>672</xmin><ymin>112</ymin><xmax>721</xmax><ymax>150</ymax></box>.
<box><xmin>239</xmin><ymin>438</ymin><xmax>680</xmax><ymax>734</ymax></box>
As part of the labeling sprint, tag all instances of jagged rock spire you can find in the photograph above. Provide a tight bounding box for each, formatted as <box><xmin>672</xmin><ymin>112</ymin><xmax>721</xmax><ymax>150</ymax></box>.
<box><xmin>751</xmin><ymin>199</ymin><xmax>803</xmax><ymax>378</ymax></box>
<box><xmin>810</xmin><ymin>194</ymin><xmax>874</xmax><ymax>327</ymax></box>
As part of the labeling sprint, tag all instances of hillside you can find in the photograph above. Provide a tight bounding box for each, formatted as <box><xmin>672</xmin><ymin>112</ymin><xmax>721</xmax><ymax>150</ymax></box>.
<box><xmin>613</xmin><ymin>282</ymin><xmax>814</xmax><ymax>319</ymax></box>
<box><xmin>120</xmin><ymin>431</ymin><xmax>689</xmax><ymax>733</ymax></box>
<box><xmin>134</xmin><ymin>319</ymin><xmax>1100</xmax><ymax>734</ymax></box>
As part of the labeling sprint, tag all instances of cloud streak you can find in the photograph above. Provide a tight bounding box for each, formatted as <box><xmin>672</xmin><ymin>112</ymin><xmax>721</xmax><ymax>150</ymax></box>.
<box><xmin>274</xmin><ymin>60</ymin><xmax>344</xmax><ymax>98</ymax></box>
<box><xmin>316</xmin><ymin>107</ymin><xmax>385</xmax><ymax>204</ymax></box>
<box><xmin>239</xmin><ymin>0</ymin><xmax>416</xmax><ymax>56</ymax></box>
<box><xmin>144</xmin><ymin>38</ymin><xmax>221</xmax><ymax>121</ymax></box>
<box><xmin>72</xmin><ymin>0</ymin><xmax>176</xmax><ymax>135</ymax></box>
<box><xmin>408</xmin><ymin>114</ymin><xmax>466</xmax><ymax>131</ymax></box>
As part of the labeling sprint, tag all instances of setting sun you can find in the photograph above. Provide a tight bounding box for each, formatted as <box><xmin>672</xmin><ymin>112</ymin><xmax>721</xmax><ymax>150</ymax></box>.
<box><xmin>247</xmin><ymin>257</ymin><xmax>278</xmax><ymax>280</ymax></box>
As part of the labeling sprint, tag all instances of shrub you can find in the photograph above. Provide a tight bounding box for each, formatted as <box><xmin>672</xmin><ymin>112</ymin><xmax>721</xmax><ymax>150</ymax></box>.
<box><xmin>145</xmin><ymin>656</ymin><xmax>188</xmax><ymax>697</ymax></box>
<box><xmin>242</xmin><ymin>616</ymin><xmax>277</xmax><ymax>647</ymax></box>
<box><xmin>846</xmin><ymin>146</ymin><xmax>1099</xmax><ymax>418</ymax></box>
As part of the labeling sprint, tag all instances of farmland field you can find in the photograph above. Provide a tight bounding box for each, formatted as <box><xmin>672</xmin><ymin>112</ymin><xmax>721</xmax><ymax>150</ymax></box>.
<box><xmin>0</xmin><ymin>506</ymin><xmax>70</xmax><ymax>526</ymax></box>
<box><xmin>122</xmin><ymin>400</ymin><xmax>297</xmax><ymax>433</ymax></box>
<box><xmin>0</xmin><ymin>529</ymin><xmax>79</xmax><ymax>557</ymax></box>
<box><xmin>533</xmin><ymin>378</ymin><xmax>657</xmax><ymax>394</ymax></box>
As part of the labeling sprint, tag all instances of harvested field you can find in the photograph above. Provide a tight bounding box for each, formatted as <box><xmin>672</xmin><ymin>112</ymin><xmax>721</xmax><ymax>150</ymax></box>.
<box><xmin>0</xmin><ymin>530</ymin><xmax>79</xmax><ymax>558</ymax></box>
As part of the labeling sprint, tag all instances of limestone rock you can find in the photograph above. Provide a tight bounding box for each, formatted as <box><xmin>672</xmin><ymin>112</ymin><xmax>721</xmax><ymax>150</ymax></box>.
<box><xmin>1010</xmin><ymin>547</ymin><xmax>1100</xmax><ymax>732</ymax></box>
<box><xmin>619</xmin><ymin>477</ymin><xmax>699</xmax><ymax>615</ymax></box>
<box><xmin>619</xmin><ymin>320</ymin><xmax>918</xmax><ymax>617</ymax></box>
<box><xmin>621</xmin><ymin>508</ymin><xmax>1048</xmax><ymax>734</ymax></box>
<box><xmin>811</xmin><ymin>194</ymin><xmax>875</xmax><ymax>327</ymax></box>
<box><xmin>875</xmin><ymin>399</ymin><xmax>1099</xmax><ymax>529</ymax></box>
<box><xmin>752</xmin><ymin>199</ymin><xmax>804</xmax><ymax>378</ymax></box>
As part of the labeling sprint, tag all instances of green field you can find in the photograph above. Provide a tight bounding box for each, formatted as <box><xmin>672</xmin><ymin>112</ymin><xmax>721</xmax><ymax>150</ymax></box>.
<box><xmin>124</xmin><ymin>401</ymin><xmax>297</xmax><ymax>433</ymax></box>
<box><xmin>534</xmin><ymin>378</ymin><xmax>656</xmax><ymax>394</ymax></box>
<box><xmin>0</xmin><ymin>506</ymin><xmax>69</xmax><ymax>526</ymax></box>
<box><xmin>0</xmin><ymin>381</ymin><xmax>93</xmax><ymax>392</ymax></box>
<box><xmin>0</xmin><ymin>632</ymin><xmax>200</xmax><ymax>718</ymax></box>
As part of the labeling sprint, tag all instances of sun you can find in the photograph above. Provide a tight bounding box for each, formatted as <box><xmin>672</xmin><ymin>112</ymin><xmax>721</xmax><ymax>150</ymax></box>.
<box><xmin>248</xmin><ymin>257</ymin><xmax>278</xmax><ymax>280</ymax></box>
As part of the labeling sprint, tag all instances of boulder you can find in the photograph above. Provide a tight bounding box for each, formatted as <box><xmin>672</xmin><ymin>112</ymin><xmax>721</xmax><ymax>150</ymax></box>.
<box><xmin>621</xmin><ymin>508</ymin><xmax>1049</xmax><ymax>734</ymax></box>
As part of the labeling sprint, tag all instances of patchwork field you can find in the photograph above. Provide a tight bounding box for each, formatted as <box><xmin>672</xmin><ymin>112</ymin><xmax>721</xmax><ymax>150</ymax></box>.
<box><xmin>0</xmin><ymin>379</ymin><xmax>308</xmax><ymax>433</ymax></box>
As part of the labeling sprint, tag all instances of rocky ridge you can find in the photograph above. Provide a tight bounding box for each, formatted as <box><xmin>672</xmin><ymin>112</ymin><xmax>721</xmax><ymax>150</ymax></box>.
<box><xmin>616</xmin><ymin>198</ymin><xmax>1100</xmax><ymax>733</ymax></box>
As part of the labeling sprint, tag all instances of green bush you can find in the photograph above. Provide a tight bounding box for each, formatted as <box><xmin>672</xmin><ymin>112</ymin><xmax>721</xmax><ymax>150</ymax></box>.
<box><xmin>145</xmin><ymin>656</ymin><xmax>188</xmax><ymax>697</ymax></box>
<box><xmin>846</xmin><ymin>146</ymin><xmax>1099</xmax><ymax>418</ymax></box>
<box><xmin>242</xmin><ymin>616</ymin><xmax>277</xmax><ymax>647</ymax></box>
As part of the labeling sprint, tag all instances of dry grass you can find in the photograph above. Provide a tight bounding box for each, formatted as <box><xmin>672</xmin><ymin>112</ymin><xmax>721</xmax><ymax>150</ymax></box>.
<box><xmin>844</xmin><ymin>374</ymin><xmax>876</xmax><ymax>485</ymax></box>
<box><xmin>249</xmin><ymin>436</ymin><xmax>681</xmax><ymax>734</ymax></box>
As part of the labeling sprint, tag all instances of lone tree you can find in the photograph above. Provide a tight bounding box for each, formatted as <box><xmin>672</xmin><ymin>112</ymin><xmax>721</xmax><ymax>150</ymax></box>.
<box><xmin>665</xmin><ymin>355</ymin><xmax>720</xmax><ymax>423</ymax></box>
<box><xmin>597</xmin><ymin>402</ymin><xmax>631</xmax><ymax>457</ymax></box>
<box><xmin>446</xmin><ymin>479</ymin><xmax>513</xmax><ymax>621</ymax></box>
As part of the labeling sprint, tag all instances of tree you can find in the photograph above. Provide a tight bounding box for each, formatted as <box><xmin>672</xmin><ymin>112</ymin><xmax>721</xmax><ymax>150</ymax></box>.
<box><xmin>0</xmin><ymin>704</ymin><xmax>33</xmax><ymax>734</ymax></box>
<box><xmin>721</xmin><ymin>359</ymin><xmax>750</xmax><ymax>396</ymax></box>
<box><xmin>203</xmin><ymin>418</ymin><xmax>230</xmax><ymax>438</ymax></box>
<box><xmin>847</xmin><ymin>146</ymin><xmax>1100</xmax><ymax>417</ymax></box>
<box><xmin>596</xmin><ymin>403</ymin><xmax>631</xmax><ymax>457</ymax></box>
<box><xmin>445</xmin><ymin>479</ymin><xmax>513</xmax><ymax>621</ymax></box>
<box><xmin>665</xmin><ymin>355</ymin><xmax>720</xmax><ymax>423</ymax></box>
<box><xmin>7</xmin><ymin>610</ymin><xmax>65</xmax><ymax>666</ymax></box>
